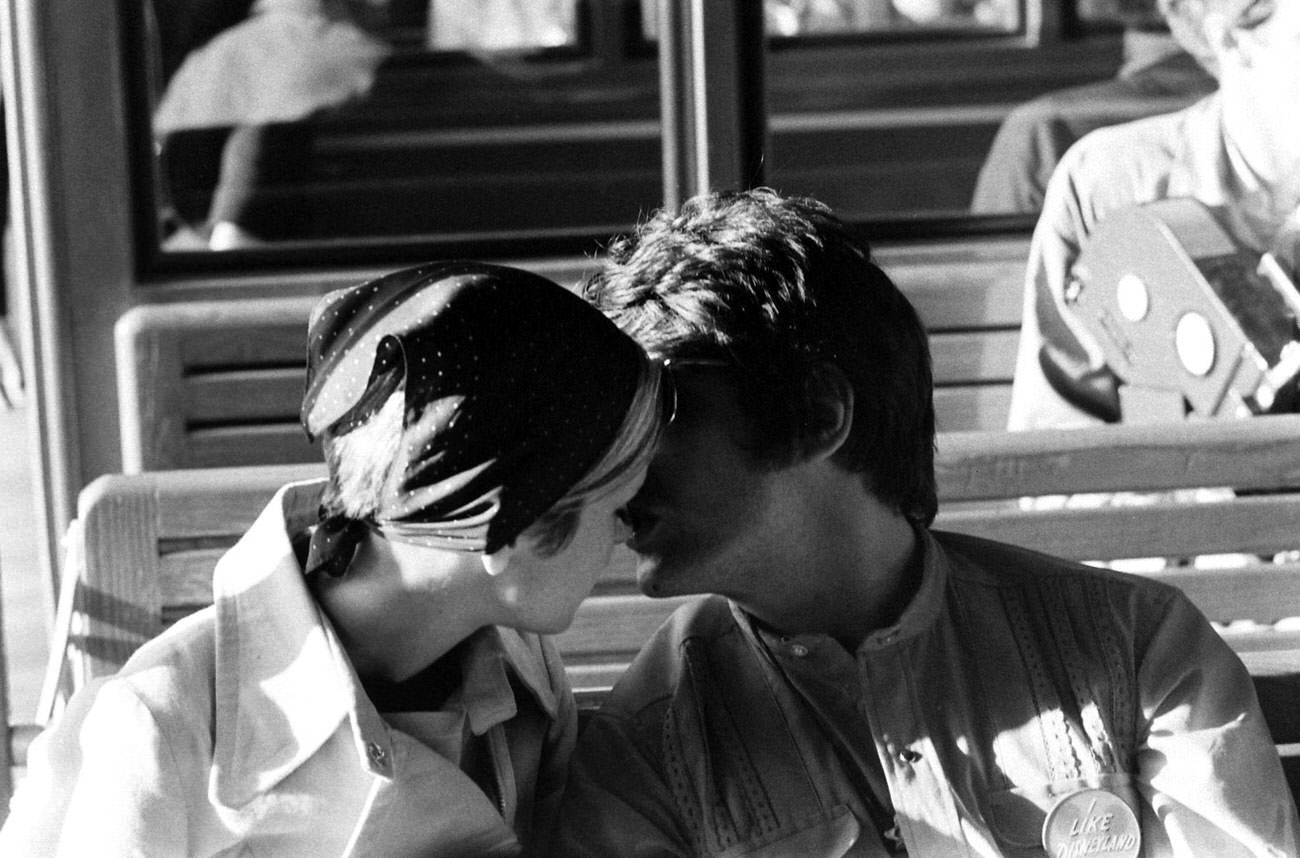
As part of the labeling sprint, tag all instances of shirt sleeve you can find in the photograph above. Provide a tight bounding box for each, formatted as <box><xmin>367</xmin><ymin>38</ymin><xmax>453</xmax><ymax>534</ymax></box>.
<box><xmin>553</xmin><ymin>708</ymin><xmax>693</xmax><ymax>858</ymax></box>
<box><xmin>1136</xmin><ymin>594</ymin><xmax>1300</xmax><ymax>857</ymax></box>
<box><xmin>0</xmin><ymin>678</ymin><xmax>192</xmax><ymax>858</ymax></box>
<box><xmin>970</xmin><ymin>98</ymin><xmax>1059</xmax><ymax>216</ymax></box>
<box><xmin>1007</xmin><ymin>140</ymin><xmax>1117</xmax><ymax>431</ymax></box>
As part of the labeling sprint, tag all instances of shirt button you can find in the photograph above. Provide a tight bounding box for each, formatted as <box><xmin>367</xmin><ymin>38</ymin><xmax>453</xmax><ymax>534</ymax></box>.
<box><xmin>367</xmin><ymin>742</ymin><xmax>389</xmax><ymax>768</ymax></box>
<box><xmin>897</xmin><ymin>749</ymin><xmax>922</xmax><ymax>764</ymax></box>
<box><xmin>789</xmin><ymin>643</ymin><xmax>809</xmax><ymax>657</ymax></box>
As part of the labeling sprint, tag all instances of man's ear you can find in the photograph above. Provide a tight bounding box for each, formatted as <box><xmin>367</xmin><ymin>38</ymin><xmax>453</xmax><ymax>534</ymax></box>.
<box><xmin>481</xmin><ymin>543</ymin><xmax>515</xmax><ymax>577</ymax></box>
<box><xmin>796</xmin><ymin>363</ymin><xmax>854</xmax><ymax>463</ymax></box>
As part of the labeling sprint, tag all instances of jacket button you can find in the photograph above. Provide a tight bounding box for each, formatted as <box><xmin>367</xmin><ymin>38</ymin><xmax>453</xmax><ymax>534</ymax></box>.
<box><xmin>897</xmin><ymin>749</ymin><xmax>922</xmax><ymax>764</ymax></box>
<box><xmin>789</xmin><ymin>643</ymin><xmax>810</xmax><ymax>657</ymax></box>
<box><xmin>367</xmin><ymin>742</ymin><xmax>389</xmax><ymax>768</ymax></box>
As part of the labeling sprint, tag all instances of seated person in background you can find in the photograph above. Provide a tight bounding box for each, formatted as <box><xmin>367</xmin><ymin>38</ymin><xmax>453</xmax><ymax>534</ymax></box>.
<box><xmin>0</xmin><ymin>261</ymin><xmax>665</xmax><ymax>856</ymax></box>
<box><xmin>1008</xmin><ymin>0</ymin><xmax>1300</xmax><ymax>429</ymax></box>
<box><xmin>971</xmin><ymin>0</ymin><xmax>1216</xmax><ymax>215</ymax></box>
<box><xmin>555</xmin><ymin>188</ymin><xmax>1298</xmax><ymax>857</ymax></box>
<box><xmin>152</xmin><ymin>0</ymin><xmax>391</xmax><ymax>249</ymax></box>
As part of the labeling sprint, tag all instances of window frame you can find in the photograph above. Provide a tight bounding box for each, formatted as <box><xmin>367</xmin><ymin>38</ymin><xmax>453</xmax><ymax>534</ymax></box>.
<box><xmin>122</xmin><ymin>0</ymin><xmax>1126</xmax><ymax>277</ymax></box>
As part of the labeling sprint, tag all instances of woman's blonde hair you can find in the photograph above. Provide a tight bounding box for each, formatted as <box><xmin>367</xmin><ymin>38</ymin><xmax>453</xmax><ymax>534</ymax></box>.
<box><xmin>522</xmin><ymin>351</ymin><xmax>664</xmax><ymax>555</ymax></box>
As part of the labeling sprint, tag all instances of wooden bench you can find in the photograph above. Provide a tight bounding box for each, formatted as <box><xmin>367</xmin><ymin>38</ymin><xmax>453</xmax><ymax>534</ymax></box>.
<box><xmin>113</xmin><ymin>240</ymin><xmax>1025</xmax><ymax>471</ymax></box>
<box><xmin>115</xmin><ymin>298</ymin><xmax>321</xmax><ymax>472</ymax></box>
<box><xmin>47</xmin><ymin>415</ymin><xmax>1300</xmax><ymax>794</ymax></box>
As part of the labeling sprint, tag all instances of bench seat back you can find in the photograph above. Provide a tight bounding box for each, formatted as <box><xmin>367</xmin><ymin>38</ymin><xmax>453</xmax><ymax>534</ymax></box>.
<box><xmin>50</xmin><ymin>415</ymin><xmax>1300</xmax><ymax>798</ymax></box>
<box><xmin>60</xmin><ymin>413</ymin><xmax>1300</xmax><ymax>680</ymax></box>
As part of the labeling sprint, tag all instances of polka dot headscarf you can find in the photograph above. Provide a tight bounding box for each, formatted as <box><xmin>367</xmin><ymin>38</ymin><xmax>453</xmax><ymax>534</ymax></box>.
<box><xmin>300</xmin><ymin>261</ymin><xmax>642</xmax><ymax>568</ymax></box>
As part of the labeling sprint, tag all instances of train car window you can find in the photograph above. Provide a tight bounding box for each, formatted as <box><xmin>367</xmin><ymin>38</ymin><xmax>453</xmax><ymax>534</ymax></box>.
<box><xmin>639</xmin><ymin>0</ymin><xmax>1019</xmax><ymax>39</ymax></box>
<box><xmin>426</xmin><ymin>0</ymin><xmax>579</xmax><ymax>50</ymax></box>
<box><xmin>139</xmin><ymin>0</ymin><xmax>662</xmax><ymax>268</ymax></box>
<box><xmin>634</xmin><ymin>0</ymin><xmax>1208</xmax><ymax>231</ymax></box>
<box><xmin>755</xmin><ymin>0</ymin><xmax>1214</xmax><ymax>228</ymax></box>
<box><xmin>132</xmin><ymin>0</ymin><xmax>1213</xmax><ymax>269</ymax></box>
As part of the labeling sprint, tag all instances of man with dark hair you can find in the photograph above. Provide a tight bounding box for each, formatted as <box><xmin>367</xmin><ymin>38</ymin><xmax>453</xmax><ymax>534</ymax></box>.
<box><xmin>555</xmin><ymin>188</ymin><xmax>1298</xmax><ymax>857</ymax></box>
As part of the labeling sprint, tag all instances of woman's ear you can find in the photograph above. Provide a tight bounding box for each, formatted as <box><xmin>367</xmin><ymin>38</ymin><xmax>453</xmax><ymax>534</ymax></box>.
<box><xmin>481</xmin><ymin>544</ymin><xmax>515</xmax><ymax>577</ymax></box>
<box><xmin>796</xmin><ymin>363</ymin><xmax>854</xmax><ymax>463</ymax></box>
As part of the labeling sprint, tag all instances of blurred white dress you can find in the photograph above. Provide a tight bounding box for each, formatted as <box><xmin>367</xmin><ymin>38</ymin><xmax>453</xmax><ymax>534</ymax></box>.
<box><xmin>153</xmin><ymin>0</ymin><xmax>390</xmax><ymax>133</ymax></box>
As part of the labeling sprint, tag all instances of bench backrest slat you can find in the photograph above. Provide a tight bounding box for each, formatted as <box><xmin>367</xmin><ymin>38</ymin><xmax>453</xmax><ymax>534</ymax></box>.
<box><xmin>939</xmin><ymin>494</ymin><xmax>1300</xmax><ymax>560</ymax></box>
<box><xmin>936</xmin><ymin>417</ymin><xmax>1300</xmax><ymax>499</ymax></box>
<box><xmin>928</xmin><ymin>330</ymin><xmax>1017</xmax><ymax>384</ymax></box>
<box><xmin>184</xmin><ymin>369</ymin><xmax>305</xmax><ymax>424</ymax></box>
<box><xmin>1151</xmin><ymin>562</ymin><xmax>1300</xmax><ymax>627</ymax></box>
<box><xmin>933</xmin><ymin>387</ymin><xmax>1013</xmax><ymax>435</ymax></box>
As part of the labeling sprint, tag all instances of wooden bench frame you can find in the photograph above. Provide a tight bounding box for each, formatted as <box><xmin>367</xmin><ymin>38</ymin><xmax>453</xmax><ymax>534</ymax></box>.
<box><xmin>39</xmin><ymin>415</ymin><xmax>1300</xmax><ymax>795</ymax></box>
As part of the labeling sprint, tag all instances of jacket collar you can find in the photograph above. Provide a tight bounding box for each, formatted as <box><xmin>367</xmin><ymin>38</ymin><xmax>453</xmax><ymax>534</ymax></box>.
<box><xmin>207</xmin><ymin>480</ymin><xmax>559</xmax><ymax>808</ymax></box>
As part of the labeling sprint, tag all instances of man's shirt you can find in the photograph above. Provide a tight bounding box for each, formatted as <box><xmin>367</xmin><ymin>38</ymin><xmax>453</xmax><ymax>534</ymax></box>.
<box><xmin>556</xmin><ymin>528</ymin><xmax>1298</xmax><ymax>857</ymax></box>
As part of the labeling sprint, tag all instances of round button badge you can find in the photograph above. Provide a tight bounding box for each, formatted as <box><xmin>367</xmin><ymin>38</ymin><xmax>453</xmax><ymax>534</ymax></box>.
<box><xmin>1041</xmin><ymin>788</ymin><xmax>1140</xmax><ymax>858</ymax></box>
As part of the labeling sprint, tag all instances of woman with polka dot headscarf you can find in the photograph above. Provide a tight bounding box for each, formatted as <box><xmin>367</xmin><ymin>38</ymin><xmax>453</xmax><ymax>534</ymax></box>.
<box><xmin>1</xmin><ymin>261</ymin><xmax>666</xmax><ymax>857</ymax></box>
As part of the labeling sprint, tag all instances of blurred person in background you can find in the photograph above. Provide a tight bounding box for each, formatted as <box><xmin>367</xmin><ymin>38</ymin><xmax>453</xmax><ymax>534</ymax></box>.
<box><xmin>971</xmin><ymin>0</ymin><xmax>1216</xmax><ymax>215</ymax></box>
<box><xmin>1008</xmin><ymin>0</ymin><xmax>1300</xmax><ymax>429</ymax></box>
<box><xmin>151</xmin><ymin>0</ymin><xmax>391</xmax><ymax>249</ymax></box>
